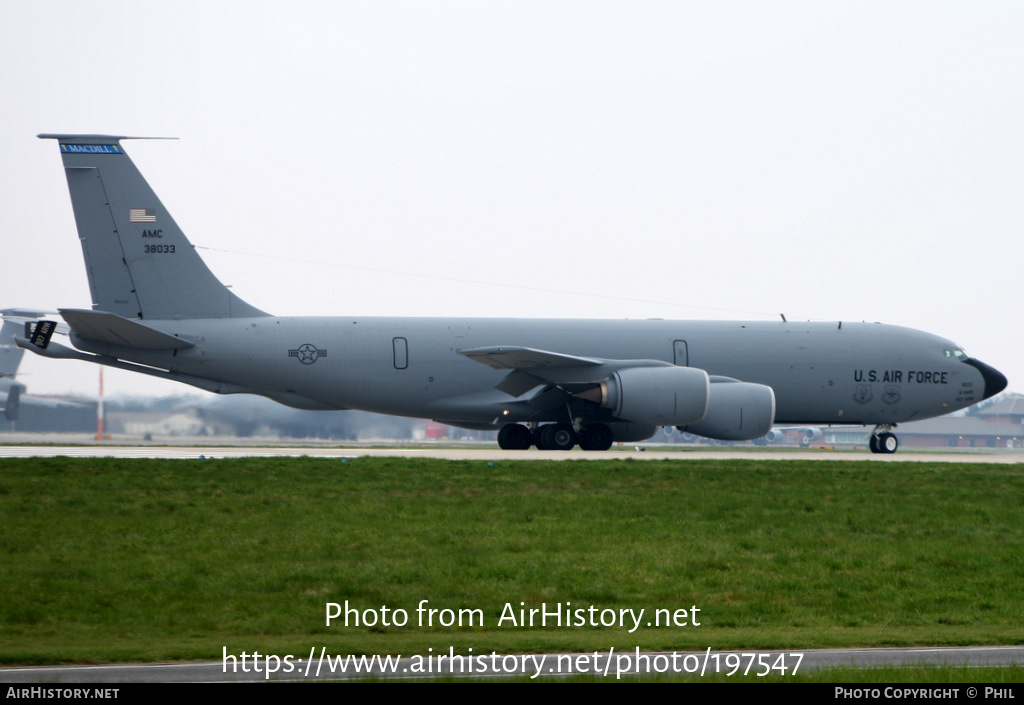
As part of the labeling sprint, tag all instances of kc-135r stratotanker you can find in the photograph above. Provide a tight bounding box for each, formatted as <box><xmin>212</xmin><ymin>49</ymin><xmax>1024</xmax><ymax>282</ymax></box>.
<box><xmin>19</xmin><ymin>134</ymin><xmax>1007</xmax><ymax>453</ymax></box>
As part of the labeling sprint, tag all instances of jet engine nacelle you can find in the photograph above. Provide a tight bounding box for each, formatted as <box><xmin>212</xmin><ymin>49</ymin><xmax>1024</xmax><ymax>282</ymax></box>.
<box><xmin>801</xmin><ymin>427</ymin><xmax>823</xmax><ymax>446</ymax></box>
<box><xmin>607</xmin><ymin>422</ymin><xmax>659</xmax><ymax>443</ymax></box>
<box><xmin>580</xmin><ymin>366</ymin><xmax>710</xmax><ymax>427</ymax></box>
<box><xmin>676</xmin><ymin>379</ymin><xmax>776</xmax><ymax>441</ymax></box>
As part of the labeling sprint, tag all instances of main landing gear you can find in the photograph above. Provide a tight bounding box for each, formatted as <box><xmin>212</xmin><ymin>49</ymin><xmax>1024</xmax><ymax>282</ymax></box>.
<box><xmin>869</xmin><ymin>426</ymin><xmax>900</xmax><ymax>454</ymax></box>
<box><xmin>496</xmin><ymin>423</ymin><xmax>533</xmax><ymax>450</ymax></box>
<box><xmin>496</xmin><ymin>422</ymin><xmax>614</xmax><ymax>451</ymax></box>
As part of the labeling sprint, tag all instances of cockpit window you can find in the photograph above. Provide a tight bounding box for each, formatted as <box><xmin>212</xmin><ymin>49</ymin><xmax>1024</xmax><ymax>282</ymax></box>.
<box><xmin>944</xmin><ymin>348</ymin><xmax>969</xmax><ymax>361</ymax></box>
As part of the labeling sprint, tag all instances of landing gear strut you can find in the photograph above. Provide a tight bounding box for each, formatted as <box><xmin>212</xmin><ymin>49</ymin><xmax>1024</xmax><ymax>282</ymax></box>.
<box><xmin>869</xmin><ymin>426</ymin><xmax>899</xmax><ymax>454</ymax></box>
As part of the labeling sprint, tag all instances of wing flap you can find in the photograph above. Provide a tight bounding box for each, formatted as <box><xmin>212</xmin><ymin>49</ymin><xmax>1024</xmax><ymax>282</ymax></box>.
<box><xmin>495</xmin><ymin>370</ymin><xmax>546</xmax><ymax>397</ymax></box>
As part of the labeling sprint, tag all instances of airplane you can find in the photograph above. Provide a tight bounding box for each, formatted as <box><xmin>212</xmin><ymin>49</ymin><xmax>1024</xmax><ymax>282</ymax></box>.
<box><xmin>754</xmin><ymin>426</ymin><xmax>825</xmax><ymax>447</ymax></box>
<box><xmin>18</xmin><ymin>134</ymin><xmax>1008</xmax><ymax>453</ymax></box>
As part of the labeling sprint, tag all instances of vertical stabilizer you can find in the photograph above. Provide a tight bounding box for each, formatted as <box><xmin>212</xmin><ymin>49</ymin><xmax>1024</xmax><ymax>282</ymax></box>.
<box><xmin>39</xmin><ymin>134</ymin><xmax>268</xmax><ymax>320</ymax></box>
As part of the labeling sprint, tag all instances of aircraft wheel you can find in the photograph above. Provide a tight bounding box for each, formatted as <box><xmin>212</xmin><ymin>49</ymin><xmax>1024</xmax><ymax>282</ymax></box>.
<box><xmin>578</xmin><ymin>423</ymin><xmax>613</xmax><ymax>451</ymax></box>
<box><xmin>539</xmin><ymin>423</ymin><xmax>577</xmax><ymax>451</ymax></box>
<box><xmin>869</xmin><ymin>432</ymin><xmax>899</xmax><ymax>454</ymax></box>
<box><xmin>878</xmin><ymin>432</ymin><xmax>899</xmax><ymax>454</ymax></box>
<box><xmin>497</xmin><ymin>424</ymin><xmax>532</xmax><ymax>450</ymax></box>
<box><xmin>532</xmin><ymin>427</ymin><xmax>545</xmax><ymax>449</ymax></box>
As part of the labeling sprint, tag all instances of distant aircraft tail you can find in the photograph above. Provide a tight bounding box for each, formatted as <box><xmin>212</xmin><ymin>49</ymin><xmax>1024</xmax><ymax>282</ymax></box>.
<box><xmin>39</xmin><ymin>134</ymin><xmax>267</xmax><ymax>320</ymax></box>
<box><xmin>0</xmin><ymin>317</ymin><xmax>25</xmax><ymax>380</ymax></box>
<box><xmin>1</xmin><ymin>316</ymin><xmax>27</xmax><ymax>421</ymax></box>
<box><xmin>3</xmin><ymin>382</ymin><xmax>24</xmax><ymax>421</ymax></box>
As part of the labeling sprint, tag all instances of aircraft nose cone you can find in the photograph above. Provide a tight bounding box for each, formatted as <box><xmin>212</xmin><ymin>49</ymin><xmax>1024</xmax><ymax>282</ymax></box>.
<box><xmin>964</xmin><ymin>358</ymin><xmax>1008</xmax><ymax>400</ymax></box>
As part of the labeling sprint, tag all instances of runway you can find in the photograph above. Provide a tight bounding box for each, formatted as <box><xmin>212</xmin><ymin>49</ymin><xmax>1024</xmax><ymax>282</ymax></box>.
<box><xmin>0</xmin><ymin>443</ymin><xmax>1022</xmax><ymax>463</ymax></box>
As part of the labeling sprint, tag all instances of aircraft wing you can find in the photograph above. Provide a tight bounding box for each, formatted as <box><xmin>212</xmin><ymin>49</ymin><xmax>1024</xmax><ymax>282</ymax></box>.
<box><xmin>458</xmin><ymin>345</ymin><xmax>675</xmax><ymax>397</ymax></box>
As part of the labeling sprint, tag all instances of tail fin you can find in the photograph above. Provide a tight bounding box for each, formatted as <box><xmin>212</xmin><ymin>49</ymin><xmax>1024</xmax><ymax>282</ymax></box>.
<box><xmin>39</xmin><ymin>134</ymin><xmax>268</xmax><ymax>320</ymax></box>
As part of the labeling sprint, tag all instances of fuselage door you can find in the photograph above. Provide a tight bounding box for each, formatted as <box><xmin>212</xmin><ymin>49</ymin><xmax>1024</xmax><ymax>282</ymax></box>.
<box><xmin>393</xmin><ymin>337</ymin><xmax>408</xmax><ymax>369</ymax></box>
<box><xmin>673</xmin><ymin>340</ymin><xmax>689</xmax><ymax>366</ymax></box>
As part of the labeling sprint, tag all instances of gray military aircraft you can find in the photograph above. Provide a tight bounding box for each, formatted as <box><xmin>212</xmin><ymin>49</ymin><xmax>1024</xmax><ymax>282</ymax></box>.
<box><xmin>19</xmin><ymin>134</ymin><xmax>1007</xmax><ymax>453</ymax></box>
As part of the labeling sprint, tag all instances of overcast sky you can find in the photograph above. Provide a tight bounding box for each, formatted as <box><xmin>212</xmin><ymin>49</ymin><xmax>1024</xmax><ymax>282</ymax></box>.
<box><xmin>1</xmin><ymin>1</ymin><xmax>1021</xmax><ymax>399</ymax></box>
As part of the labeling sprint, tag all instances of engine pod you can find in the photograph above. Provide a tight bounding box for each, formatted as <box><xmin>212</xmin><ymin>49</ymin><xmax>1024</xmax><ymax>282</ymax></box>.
<box><xmin>578</xmin><ymin>366</ymin><xmax>710</xmax><ymax>426</ymax></box>
<box><xmin>606</xmin><ymin>422</ymin><xmax>659</xmax><ymax>443</ymax></box>
<box><xmin>676</xmin><ymin>380</ymin><xmax>776</xmax><ymax>441</ymax></box>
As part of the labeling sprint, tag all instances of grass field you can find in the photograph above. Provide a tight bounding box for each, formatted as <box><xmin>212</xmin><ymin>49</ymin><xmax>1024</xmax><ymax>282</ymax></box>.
<box><xmin>0</xmin><ymin>456</ymin><xmax>1021</xmax><ymax>668</ymax></box>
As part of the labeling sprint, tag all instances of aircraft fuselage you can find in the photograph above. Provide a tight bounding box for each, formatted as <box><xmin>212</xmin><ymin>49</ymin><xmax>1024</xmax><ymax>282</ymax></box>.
<box><xmin>70</xmin><ymin>316</ymin><xmax>991</xmax><ymax>428</ymax></box>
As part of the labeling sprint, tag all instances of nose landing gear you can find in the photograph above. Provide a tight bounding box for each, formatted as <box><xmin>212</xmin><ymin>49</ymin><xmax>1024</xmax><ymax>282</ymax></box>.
<box><xmin>869</xmin><ymin>426</ymin><xmax>899</xmax><ymax>454</ymax></box>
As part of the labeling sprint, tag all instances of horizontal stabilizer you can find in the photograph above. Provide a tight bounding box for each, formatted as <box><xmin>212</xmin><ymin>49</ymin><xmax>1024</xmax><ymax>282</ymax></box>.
<box><xmin>1</xmin><ymin>308</ymin><xmax>66</xmax><ymax>323</ymax></box>
<box><xmin>1</xmin><ymin>310</ymin><xmax>70</xmax><ymax>346</ymax></box>
<box><xmin>59</xmin><ymin>309</ymin><xmax>194</xmax><ymax>350</ymax></box>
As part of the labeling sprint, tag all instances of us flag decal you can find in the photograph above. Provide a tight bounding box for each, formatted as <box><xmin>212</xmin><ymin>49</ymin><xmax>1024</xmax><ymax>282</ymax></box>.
<box><xmin>130</xmin><ymin>208</ymin><xmax>156</xmax><ymax>223</ymax></box>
